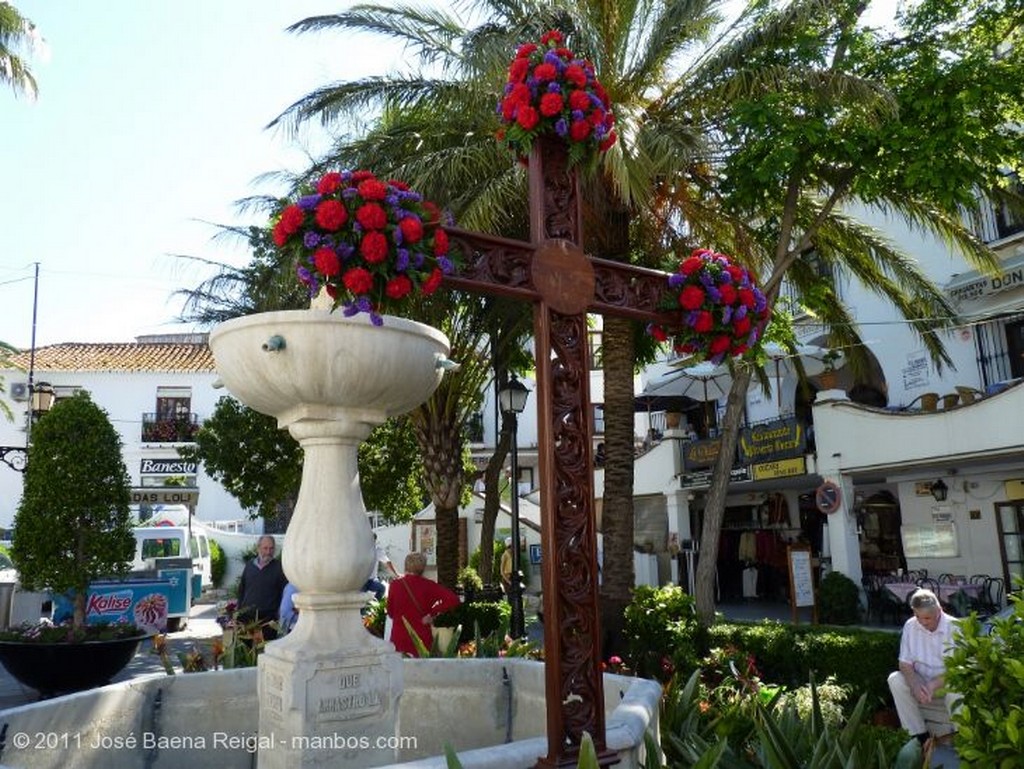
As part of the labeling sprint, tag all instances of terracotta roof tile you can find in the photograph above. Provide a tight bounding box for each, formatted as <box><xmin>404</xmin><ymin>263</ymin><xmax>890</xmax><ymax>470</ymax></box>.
<box><xmin>2</xmin><ymin>340</ymin><xmax>215</xmax><ymax>373</ymax></box>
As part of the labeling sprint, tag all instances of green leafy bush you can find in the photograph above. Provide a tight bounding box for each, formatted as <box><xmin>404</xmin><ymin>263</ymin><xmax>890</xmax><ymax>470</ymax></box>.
<box><xmin>435</xmin><ymin>600</ymin><xmax>509</xmax><ymax>644</ymax></box>
<box><xmin>818</xmin><ymin>570</ymin><xmax>862</xmax><ymax>625</ymax></box>
<box><xmin>623</xmin><ymin>585</ymin><xmax>704</xmax><ymax>680</ymax></box>
<box><xmin>945</xmin><ymin>593</ymin><xmax>1024</xmax><ymax>766</ymax></box>
<box><xmin>209</xmin><ymin>538</ymin><xmax>226</xmax><ymax>588</ymax></box>
<box><xmin>706</xmin><ymin>621</ymin><xmax>900</xmax><ymax>712</ymax></box>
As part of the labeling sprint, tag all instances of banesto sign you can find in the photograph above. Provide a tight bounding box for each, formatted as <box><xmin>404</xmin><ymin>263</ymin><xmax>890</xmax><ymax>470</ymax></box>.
<box><xmin>140</xmin><ymin>459</ymin><xmax>197</xmax><ymax>475</ymax></box>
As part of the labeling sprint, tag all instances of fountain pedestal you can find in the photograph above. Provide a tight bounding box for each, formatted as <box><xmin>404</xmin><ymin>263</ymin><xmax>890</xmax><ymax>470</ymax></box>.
<box><xmin>209</xmin><ymin>309</ymin><xmax>450</xmax><ymax>768</ymax></box>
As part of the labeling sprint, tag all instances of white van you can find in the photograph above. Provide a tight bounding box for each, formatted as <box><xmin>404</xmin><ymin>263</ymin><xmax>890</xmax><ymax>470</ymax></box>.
<box><xmin>133</xmin><ymin>526</ymin><xmax>213</xmax><ymax>594</ymax></box>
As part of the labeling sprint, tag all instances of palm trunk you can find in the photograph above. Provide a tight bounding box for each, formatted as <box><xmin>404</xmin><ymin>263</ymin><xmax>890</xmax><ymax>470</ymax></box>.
<box><xmin>414</xmin><ymin>410</ymin><xmax>465</xmax><ymax>589</ymax></box>
<box><xmin>599</xmin><ymin>316</ymin><xmax>636</xmax><ymax>653</ymax></box>
<box><xmin>694</xmin><ymin>366</ymin><xmax>753</xmax><ymax>624</ymax></box>
<box><xmin>478</xmin><ymin>418</ymin><xmax>512</xmax><ymax>584</ymax></box>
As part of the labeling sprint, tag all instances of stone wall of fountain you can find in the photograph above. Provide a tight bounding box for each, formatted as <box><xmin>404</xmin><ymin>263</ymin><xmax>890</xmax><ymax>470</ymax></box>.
<box><xmin>0</xmin><ymin>660</ymin><xmax>661</xmax><ymax>769</ymax></box>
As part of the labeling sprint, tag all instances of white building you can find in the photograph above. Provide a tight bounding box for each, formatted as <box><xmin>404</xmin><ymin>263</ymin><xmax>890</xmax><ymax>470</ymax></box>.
<box><xmin>0</xmin><ymin>335</ymin><xmax>249</xmax><ymax>530</ymax></box>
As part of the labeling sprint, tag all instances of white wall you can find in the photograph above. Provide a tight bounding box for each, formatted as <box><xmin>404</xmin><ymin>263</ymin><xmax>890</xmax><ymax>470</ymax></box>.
<box><xmin>0</xmin><ymin>370</ymin><xmax>250</xmax><ymax>529</ymax></box>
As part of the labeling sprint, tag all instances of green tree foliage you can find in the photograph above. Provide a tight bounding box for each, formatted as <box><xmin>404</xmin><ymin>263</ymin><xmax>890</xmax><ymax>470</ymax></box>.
<box><xmin>0</xmin><ymin>2</ymin><xmax>40</xmax><ymax>99</ymax></box>
<box><xmin>11</xmin><ymin>393</ymin><xmax>134</xmax><ymax>628</ymax></box>
<box><xmin>179</xmin><ymin>396</ymin><xmax>427</xmax><ymax>525</ymax></box>
<box><xmin>687</xmin><ymin>0</ymin><xmax>1024</xmax><ymax>622</ymax></box>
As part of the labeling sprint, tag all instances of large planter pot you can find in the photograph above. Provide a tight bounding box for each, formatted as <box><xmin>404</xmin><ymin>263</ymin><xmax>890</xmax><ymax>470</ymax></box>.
<box><xmin>0</xmin><ymin>634</ymin><xmax>148</xmax><ymax>697</ymax></box>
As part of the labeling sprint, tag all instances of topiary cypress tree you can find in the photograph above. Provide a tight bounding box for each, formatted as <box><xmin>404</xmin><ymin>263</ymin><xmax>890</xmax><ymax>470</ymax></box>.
<box><xmin>12</xmin><ymin>392</ymin><xmax>134</xmax><ymax>629</ymax></box>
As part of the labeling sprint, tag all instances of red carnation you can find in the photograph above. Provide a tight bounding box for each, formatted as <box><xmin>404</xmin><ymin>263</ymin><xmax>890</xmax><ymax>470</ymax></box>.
<box><xmin>357</xmin><ymin>178</ymin><xmax>388</xmax><ymax>201</ymax></box>
<box><xmin>385</xmin><ymin>275</ymin><xmax>413</xmax><ymax>300</ymax></box>
<box><xmin>719</xmin><ymin>284</ymin><xmax>738</xmax><ymax>305</ymax></box>
<box><xmin>509</xmin><ymin>58</ymin><xmax>530</xmax><ymax>82</ymax></box>
<box><xmin>726</xmin><ymin>264</ymin><xmax>745</xmax><ymax>282</ymax></box>
<box><xmin>679</xmin><ymin>285</ymin><xmax>706</xmax><ymax>311</ymax></box>
<box><xmin>509</xmin><ymin>83</ymin><xmax>531</xmax><ymax>105</ymax></box>
<box><xmin>317</xmin><ymin>172</ymin><xmax>343</xmax><ymax>195</ymax></box>
<box><xmin>569</xmin><ymin>120</ymin><xmax>591</xmax><ymax>142</ymax></box>
<box><xmin>568</xmin><ymin>89</ymin><xmax>591</xmax><ymax>111</ymax></box>
<box><xmin>540</xmin><ymin>30</ymin><xmax>563</xmax><ymax>46</ymax></box>
<box><xmin>342</xmin><ymin>267</ymin><xmax>373</xmax><ymax>295</ymax></box>
<box><xmin>693</xmin><ymin>311</ymin><xmax>714</xmax><ymax>334</ymax></box>
<box><xmin>501</xmin><ymin>97</ymin><xmax>518</xmax><ymax>121</ymax></box>
<box><xmin>421</xmin><ymin>267</ymin><xmax>444</xmax><ymax>295</ymax></box>
<box><xmin>360</xmin><ymin>231</ymin><xmax>389</xmax><ymax>263</ymax></box>
<box><xmin>399</xmin><ymin>217</ymin><xmax>423</xmax><ymax>244</ymax></box>
<box><xmin>278</xmin><ymin>204</ymin><xmax>304</xmax><ymax>236</ymax></box>
<box><xmin>313</xmin><ymin>247</ymin><xmax>341</xmax><ymax>277</ymax></box>
<box><xmin>516</xmin><ymin>43</ymin><xmax>538</xmax><ymax>58</ymax></box>
<box><xmin>325</xmin><ymin>283</ymin><xmax>338</xmax><ymax>299</ymax></box>
<box><xmin>732</xmin><ymin>315</ymin><xmax>752</xmax><ymax>336</ymax></box>
<box><xmin>649</xmin><ymin>325</ymin><xmax>668</xmax><ymax>343</ymax></box>
<box><xmin>315</xmin><ymin>199</ymin><xmax>348</xmax><ymax>231</ymax></box>
<box><xmin>738</xmin><ymin>288</ymin><xmax>756</xmax><ymax>308</ymax></box>
<box><xmin>533</xmin><ymin>62</ymin><xmax>557</xmax><ymax>81</ymax></box>
<box><xmin>594</xmin><ymin>82</ymin><xmax>610</xmax><ymax>107</ymax></box>
<box><xmin>598</xmin><ymin>131</ymin><xmax>617</xmax><ymax>152</ymax></box>
<box><xmin>388</xmin><ymin>179</ymin><xmax>410</xmax><ymax>191</ymax></box>
<box><xmin>272</xmin><ymin>221</ymin><xmax>288</xmax><ymax>247</ymax></box>
<box><xmin>564</xmin><ymin>64</ymin><xmax>587</xmax><ymax>88</ymax></box>
<box><xmin>709</xmin><ymin>335</ymin><xmax>733</xmax><ymax>356</ymax></box>
<box><xmin>356</xmin><ymin>203</ymin><xmax>387</xmax><ymax>231</ymax></box>
<box><xmin>587</xmin><ymin>108</ymin><xmax>606</xmax><ymax>126</ymax></box>
<box><xmin>680</xmin><ymin>256</ymin><xmax>704</xmax><ymax>275</ymax></box>
<box><xmin>433</xmin><ymin>228</ymin><xmax>449</xmax><ymax>256</ymax></box>
<box><xmin>731</xmin><ymin>343</ymin><xmax>749</xmax><ymax>356</ymax></box>
<box><xmin>539</xmin><ymin>92</ymin><xmax>564</xmax><ymax>117</ymax></box>
<box><xmin>351</xmin><ymin>170</ymin><xmax>375</xmax><ymax>183</ymax></box>
<box><xmin>516</xmin><ymin>105</ymin><xmax>540</xmax><ymax>131</ymax></box>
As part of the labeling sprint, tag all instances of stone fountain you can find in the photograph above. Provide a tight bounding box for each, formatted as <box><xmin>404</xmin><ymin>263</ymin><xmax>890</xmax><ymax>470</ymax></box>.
<box><xmin>208</xmin><ymin>306</ymin><xmax>450</xmax><ymax>768</ymax></box>
<box><xmin>0</xmin><ymin>306</ymin><xmax>660</xmax><ymax>769</ymax></box>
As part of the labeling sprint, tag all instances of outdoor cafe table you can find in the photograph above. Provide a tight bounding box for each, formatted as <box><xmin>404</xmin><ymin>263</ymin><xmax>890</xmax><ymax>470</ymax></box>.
<box><xmin>884</xmin><ymin>581</ymin><xmax>981</xmax><ymax>610</ymax></box>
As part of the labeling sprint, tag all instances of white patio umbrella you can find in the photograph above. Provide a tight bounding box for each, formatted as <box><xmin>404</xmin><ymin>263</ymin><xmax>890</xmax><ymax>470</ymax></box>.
<box><xmin>642</xmin><ymin>360</ymin><xmax>734</xmax><ymax>403</ymax></box>
<box><xmin>761</xmin><ymin>342</ymin><xmax>844</xmax><ymax>406</ymax></box>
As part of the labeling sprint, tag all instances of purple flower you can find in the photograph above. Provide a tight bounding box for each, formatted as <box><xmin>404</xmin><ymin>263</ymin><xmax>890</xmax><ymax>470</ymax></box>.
<box><xmin>396</xmin><ymin>249</ymin><xmax>410</xmax><ymax>272</ymax></box>
<box><xmin>555</xmin><ymin>118</ymin><xmax>568</xmax><ymax>137</ymax></box>
<box><xmin>437</xmin><ymin>256</ymin><xmax>454</xmax><ymax>273</ymax></box>
<box><xmin>342</xmin><ymin>302</ymin><xmax>359</xmax><ymax>317</ymax></box>
<box><xmin>707</xmin><ymin>286</ymin><xmax>722</xmax><ymax>303</ymax></box>
<box><xmin>547</xmin><ymin>81</ymin><xmax>562</xmax><ymax>93</ymax></box>
<box><xmin>722</xmin><ymin>305</ymin><xmax>733</xmax><ymax>323</ymax></box>
<box><xmin>298</xmin><ymin>194</ymin><xmax>321</xmax><ymax>211</ymax></box>
<box><xmin>342</xmin><ymin>187</ymin><xmax>359</xmax><ymax>199</ymax></box>
<box><xmin>734</xmin><ymin>305</ymin><xmax>748</xmax><ymax>320</ymax></box>
<box><xmin>303</xmin><ymin>231</ymin><xmax>321</xmax><ymax>248</ymax></box>
<box><xmin>393</xmin><ymin>227</ymin><xmax>404</xmax><ymax>245</ymax></box>
<box><xmin>572</xmin><ymin>109</ymin><xmax>585</xmax><ymax>121</ymax></box>
<box><xmin>668</xmin><ymin>273</ymin><xmax>686</xmax><ymax>288</ymax></box>
<box><xmin>337</xmin><ymin>243</ymin><xmax>355</xmax><ymax>260</ymax></box>
<box><xmin>370</xmin><ymin>311</ymin><xmax>384</xmax><ymax>327</ymax></box>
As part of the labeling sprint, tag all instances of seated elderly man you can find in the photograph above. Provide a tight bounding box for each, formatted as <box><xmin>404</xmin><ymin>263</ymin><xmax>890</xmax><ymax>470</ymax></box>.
<box><xmin>887</xmin><ymin>588</ymin><xmax>962</xmax><ymax>744</ymax></box>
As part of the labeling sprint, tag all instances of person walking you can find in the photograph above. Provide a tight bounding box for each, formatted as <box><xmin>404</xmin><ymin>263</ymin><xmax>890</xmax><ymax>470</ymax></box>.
<box><xmin>387</xmin><ymin>552</ymin><xmax>459</xmax><ymax>656</ymax></box>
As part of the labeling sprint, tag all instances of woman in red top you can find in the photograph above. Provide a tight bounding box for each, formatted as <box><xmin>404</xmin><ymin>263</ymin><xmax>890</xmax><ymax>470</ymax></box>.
<box><xmin>387</xmin><ymin>552</ymin><xmax>460</xmax><ymax>656</ymax></box>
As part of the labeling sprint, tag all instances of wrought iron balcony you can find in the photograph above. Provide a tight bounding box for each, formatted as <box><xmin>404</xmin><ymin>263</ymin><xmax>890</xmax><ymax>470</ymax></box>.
<box><xmin>141</xmin><ymin>413</ymin><xmax>200</xmax><ymax>443</ymax></box>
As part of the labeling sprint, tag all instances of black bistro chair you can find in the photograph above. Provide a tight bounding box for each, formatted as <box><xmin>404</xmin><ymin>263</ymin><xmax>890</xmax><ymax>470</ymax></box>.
<box><xmin>984</xmin><ymin>577</ymin><xmax>1005</xmax><ymax>615</ymax></box>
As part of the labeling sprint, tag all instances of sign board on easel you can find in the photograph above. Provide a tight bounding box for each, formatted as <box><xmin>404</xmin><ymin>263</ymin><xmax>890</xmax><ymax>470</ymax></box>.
<box><xmin>787</xmin><ymin>545</ymin><xmax>817</xmax><ymax>624</ymax></box>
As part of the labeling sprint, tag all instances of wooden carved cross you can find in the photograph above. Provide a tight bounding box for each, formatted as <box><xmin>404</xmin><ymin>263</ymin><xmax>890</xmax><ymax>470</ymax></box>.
<box><xmin>443</xmin><ymin>138</ymin><xmax>672</xmax><ymax>768</ymax></box>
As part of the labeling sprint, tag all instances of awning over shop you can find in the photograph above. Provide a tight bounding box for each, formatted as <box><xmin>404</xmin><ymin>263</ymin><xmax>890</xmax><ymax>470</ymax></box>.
<box><xmin>944</xmin><ymin>252</ymin><xmax>1024</xmax><ymax>320</ymax></box>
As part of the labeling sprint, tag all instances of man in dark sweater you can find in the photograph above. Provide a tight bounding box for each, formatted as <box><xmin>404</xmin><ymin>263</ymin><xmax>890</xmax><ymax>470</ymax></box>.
<box><xmin>237</xmin><ymin>535</ymin><xmax>288</xmax><ymax>640</ymax></box>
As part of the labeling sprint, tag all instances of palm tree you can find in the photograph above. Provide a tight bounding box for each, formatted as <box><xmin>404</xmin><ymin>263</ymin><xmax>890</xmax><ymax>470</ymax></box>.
<box><xmin>0</xmin><ymin>2</ymin><xmax>40</xmax><ymax>99</ymax></box>
<box><xmin>273</xmin><ymin>0</ymin><xmax>727</xmax><ymax>627</ymax></box>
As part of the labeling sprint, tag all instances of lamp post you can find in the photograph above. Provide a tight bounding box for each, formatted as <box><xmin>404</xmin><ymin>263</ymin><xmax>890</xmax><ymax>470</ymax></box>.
<box><xmin>498</xmin><ymin>374</ymin><xmax>530</xmax><ymax>639</ymax></box>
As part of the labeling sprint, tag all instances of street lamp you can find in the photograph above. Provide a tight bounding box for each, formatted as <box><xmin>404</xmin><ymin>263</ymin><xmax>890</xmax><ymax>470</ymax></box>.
<box><xmin>498</xmin><ymin>374</ymin><xmax>530</xmax><ymax>638</ymax></box>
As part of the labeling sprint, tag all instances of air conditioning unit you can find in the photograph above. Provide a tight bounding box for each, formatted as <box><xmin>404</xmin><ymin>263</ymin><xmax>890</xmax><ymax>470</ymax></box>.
<box><xmin>9</xmin><ymin>382</ymin><xmax>28</xmax><ymax>402</ymax></box>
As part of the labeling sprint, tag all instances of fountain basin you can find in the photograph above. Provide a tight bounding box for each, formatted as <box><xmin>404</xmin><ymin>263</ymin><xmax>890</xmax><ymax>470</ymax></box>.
<box><xmin>208</xmin><ymin>310</ymin><xmax>450</xmax><ymax>427</ymax></box>
<box><xmin>0</xmin><ymin>660</ymin><xmax>660</xmax><ymax>769</ymax></box>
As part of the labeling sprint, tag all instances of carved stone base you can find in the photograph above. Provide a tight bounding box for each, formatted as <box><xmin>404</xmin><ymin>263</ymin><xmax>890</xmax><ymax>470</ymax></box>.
<box><xmin>257</xmin><ymin>593</ymin><xmax>403</xmax><ymax>768</ymax></box>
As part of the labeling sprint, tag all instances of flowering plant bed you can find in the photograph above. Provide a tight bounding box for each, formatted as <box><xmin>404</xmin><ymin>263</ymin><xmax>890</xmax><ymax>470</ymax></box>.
<box><xmin>648</xmin><ymin>249</ymin><xmax>770</xmax><ymax>363</ymax></box>
<box><xmin>271</xmin><ymin>169</ymin><xmax>456</xmax><ymax>324</ymax></box>
<box><xmin>497</xmin><ymin>29</ymin><xmax>617</xmax><ymax>165</ymax></box>
<box><xmin>0</xmin><ymin>619</ymin><xmax>145</xmax><ymax>644</ymax></box>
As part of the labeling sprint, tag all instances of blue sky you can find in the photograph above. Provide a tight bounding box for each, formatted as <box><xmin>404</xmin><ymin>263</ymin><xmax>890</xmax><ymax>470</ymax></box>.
<box><xmin>1</xmin><ymin>0</ymin><xmax>398</xmax><ymax>348</ymax></box>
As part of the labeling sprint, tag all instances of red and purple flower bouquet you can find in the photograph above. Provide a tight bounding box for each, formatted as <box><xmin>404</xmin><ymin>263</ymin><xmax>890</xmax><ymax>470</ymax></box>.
<box><xmin>496</xmin><ymin>30</ymin><xmax>617</xmax><ymax>165</ymax></box>
<box><xmin>271</xmin><ymin>170</ymin><xmax>456</xmax><ymax>325</ymax></box>
<box><xmin>649</xmin><ymin>249</ymin><xmax>770</xmax><ymax>364</ymax></box>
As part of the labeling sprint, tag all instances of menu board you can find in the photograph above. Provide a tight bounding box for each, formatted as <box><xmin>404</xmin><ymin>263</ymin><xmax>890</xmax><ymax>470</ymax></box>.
<box><xmin>901</xmin><ymin>524</ymin><xmax>958</xmax><ymax>558</ymax></box>
<box><xmin>787</xmin><ymin>546</ymin><xmax>817</xmax><ymax>624</ymax></box>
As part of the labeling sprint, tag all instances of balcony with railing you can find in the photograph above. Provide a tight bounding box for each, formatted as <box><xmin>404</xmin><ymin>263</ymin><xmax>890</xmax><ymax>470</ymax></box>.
<box><xmin>141</xmin><ymin>413</ymin><xmax>201</xmax><ymax>443</ymax></box>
